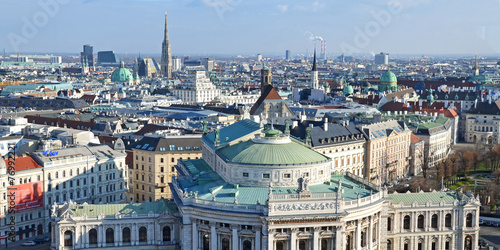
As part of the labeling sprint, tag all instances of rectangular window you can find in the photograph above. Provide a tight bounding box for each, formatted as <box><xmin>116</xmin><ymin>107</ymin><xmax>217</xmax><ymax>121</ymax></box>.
<box><xmin>169</xmin><ymin>145</ymin><xmax>176</xmax><ymax>151</ymax></box>
<box><xmin>243</xmin><ymin>172</ymin><xmax>249</xmax><ymax>177</ymax></box>
<box><xmin>284</xmin><ymin>173</ymin><xmax>291</xmax><ymax>178</ymax></box>
<box><xmin>263</xmin><ymin>173</ymin><xmax>270</xmax><ymax>179</ymax></box>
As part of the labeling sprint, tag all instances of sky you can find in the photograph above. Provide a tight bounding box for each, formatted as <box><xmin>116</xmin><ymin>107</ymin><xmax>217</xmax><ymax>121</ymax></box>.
<box><xmin>2</xmin><ymin>0</ymin><xmax>500</xmax><ymax>56</ymax></box>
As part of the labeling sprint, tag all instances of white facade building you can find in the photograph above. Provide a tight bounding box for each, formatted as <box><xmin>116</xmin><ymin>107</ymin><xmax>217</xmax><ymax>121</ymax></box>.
<box><xmin>172</xmin><ymin>71</ymin><xmax>220</xmax><ymax>104</ymax></box>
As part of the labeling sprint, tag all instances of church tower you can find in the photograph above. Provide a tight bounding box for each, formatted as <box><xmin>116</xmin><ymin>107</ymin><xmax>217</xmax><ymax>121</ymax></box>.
<box><xmin>261</xmin><ymin>62</ymin><xmax>272</xmax><ymax>94</ymax></box>
<box><xmin>311</xmin><ymin>48</ymin><xmax>319</xmax><ymax>89</ymax></box>
<box><xmin>161</xmin><ymin>12</ymin><xmax>172</xmax><ymax>78</ymax></box>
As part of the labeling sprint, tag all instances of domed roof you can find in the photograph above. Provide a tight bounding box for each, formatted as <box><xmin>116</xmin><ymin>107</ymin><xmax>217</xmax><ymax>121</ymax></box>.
<box><xmin>111</xmin><ymin>61</ymin><xmax>134</xmax><ymax>82</ymax></box>
<box><xmin>343</xmin><ymin>85</ymin><xmax>354</xmax><ymax>94</ymax></box>
<box><xmin>218</xmin><ymin>139</ymin><xmax>328</xmax><ymax>165</ymax></box>
<box><xmin>381</xmin><ymin>70</ymin><xmax>397</xmax><ymax>83</ymax></box>
<box><xmin>414</xmin><ymin>81</ymin><xmax>426</xmax><ymax>91</ymax></box>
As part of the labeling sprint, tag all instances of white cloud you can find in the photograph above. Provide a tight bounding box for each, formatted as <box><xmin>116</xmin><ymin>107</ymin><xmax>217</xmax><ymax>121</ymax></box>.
<box><xmin>277</xmin><ymin>4</ymin><xmax>288</xmax><ymax>13</ymax></box>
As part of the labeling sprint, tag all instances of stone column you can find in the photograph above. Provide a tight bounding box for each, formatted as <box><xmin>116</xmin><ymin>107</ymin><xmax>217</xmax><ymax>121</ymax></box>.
<box><xmin>368</xmin><ymin>216</ymin><xmax>373</xmax><ymax>249</ymax></box>
<box><xmin>290</xmin><ymin>228</ymin><xmax>297</xmax><ymax>250</ymax></box>
<box><xmin>232</xmin><ymin>225</ymin><xmax>238</xmax><ymax>250</ymax></box>
<box><xmin>192</xmin><ymin>221</ymin><xmax>198</xmax><ymax>250</ymax></box>
<box><xmin>356</xmin><ymin>220</ymin><xmax>361</xmax><ymax>250</ymax></box>
<box><xmin>267</xmin><ymin>229</ymin><xmax>274</xmax><ymax>250</ymax></box>
<box><xmin>335</xmin><ymin>226</ymin><xmax>342</xmax><ymax>249</ymax></box>
<box><xmin>98</xmin><ymin>225</ymin><xmax>102</xmax><ymax>247</ymax></box>
<box><xmin>58</xmin><ymin>228</ymin><xmax>63</xmax><ymax>249</ymax></box>
<box><xmin>313</xmin><ymin>227</ymin><xmax>319</xmax><ymax>250</ymax></box>
<box><xmin>255</xmin><ymin>227</ymin><xmax>261</xmax><ymax>250</ymax></box>
<box><xmin>74</xmin><ymin>225</ymin><xmax>79</xmax><ymax>248</ymax></box>
<box><xmin>210</xmin><ymin>222</ymin><xmax>217</xmax><ymax>250</ymax></box>
<box><xmin>84</xmin><ymin>226</ymin><xmax>89</xmax><ymax>248</ymax></box>
<box><xmin>115</xmin><ymin>224</ymin><xmax>119</xmax><ymax>247</ymax></box>
<box><xmin>132</xmin><ymin>224</ymin><xmax>137</xmax><ymax>246</ymax></box>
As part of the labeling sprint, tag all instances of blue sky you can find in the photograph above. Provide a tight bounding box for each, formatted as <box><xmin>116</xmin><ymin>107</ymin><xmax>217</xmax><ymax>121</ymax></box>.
<box><xmin>2</xmin><ymin>0</ymin><xmax>500</xmax><ymax>56</ymax></box>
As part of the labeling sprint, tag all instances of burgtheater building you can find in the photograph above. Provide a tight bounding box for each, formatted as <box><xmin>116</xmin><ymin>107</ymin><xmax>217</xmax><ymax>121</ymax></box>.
<box><xmin>51</xmin><ymin>120</ymin><xmax>480</xmax><ymax>250</ymax></box>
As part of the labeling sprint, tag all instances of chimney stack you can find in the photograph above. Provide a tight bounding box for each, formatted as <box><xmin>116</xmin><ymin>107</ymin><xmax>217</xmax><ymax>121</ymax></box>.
<box><xmin>324</xmin><ymin>118</ymin><xmax>328</xmax><ymax>131</ymax></box>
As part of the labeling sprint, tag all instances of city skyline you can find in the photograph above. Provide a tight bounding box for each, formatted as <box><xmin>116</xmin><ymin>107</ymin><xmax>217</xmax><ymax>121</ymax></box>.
<box><xmin>2</xmin><ymin>0</ymin><xmax>500</xmax><ymax>56</ymax></box>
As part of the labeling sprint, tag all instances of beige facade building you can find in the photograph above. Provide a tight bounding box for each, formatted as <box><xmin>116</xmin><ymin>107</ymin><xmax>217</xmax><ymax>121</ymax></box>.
<box><xmin>130</xmin><ymin>135</ymin><xmax>202</xmax><ymax>202</ymax></box>
<box><xmin>362</xmin><ymin>120</ymin><xmax>412</xmax><ymax>185</ymax></box>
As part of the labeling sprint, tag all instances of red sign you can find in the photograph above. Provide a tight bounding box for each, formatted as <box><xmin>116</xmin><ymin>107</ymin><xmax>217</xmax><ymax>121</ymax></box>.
<box><xmin>8</xmin><ymin>181</ymin><xmax>43</xmax><ymax>212</ymax></box>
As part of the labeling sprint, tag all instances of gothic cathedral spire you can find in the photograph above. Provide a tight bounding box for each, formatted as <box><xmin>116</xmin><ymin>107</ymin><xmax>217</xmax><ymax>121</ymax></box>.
<box><xmin>161</xmin><ymin>12</ymin><xmax>172</xmax><ymax>78</ymax></box>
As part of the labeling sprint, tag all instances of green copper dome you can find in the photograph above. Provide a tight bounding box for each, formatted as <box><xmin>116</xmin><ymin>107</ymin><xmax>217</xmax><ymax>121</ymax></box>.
<box><xmin>343</xmin><ymin>85</ymin><xmax>354</xmax><ymax>95</ymax></box>
<box><xmin>111</xmin><ymin>61</ymin><xmax>134</xmax><ymax>82</ymax></box>
<box><xmin>218</xmin><ymin>140</ymin><xmax>328</xmax><ymax>165</ymax></box>
<box><xmin>381</xmin><ymin>70</ymin><xmax>397</xmax><ymax>83</ymax></box>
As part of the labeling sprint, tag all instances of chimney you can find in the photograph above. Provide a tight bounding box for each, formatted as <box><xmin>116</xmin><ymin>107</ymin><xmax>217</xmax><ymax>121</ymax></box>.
<box><xmin>324</xmin><ymin>118</ymin><xmax>328</xmax><ymax>131</ymax></box>
<box><xmin>309</xmin><ymin>124</ymin><xmax>314</xmax><ymax>129</ymax></box>
<box><xmin>292</xmin><ymin>121</ymin><xmax>298</xmax><ymax>129</ymax></box>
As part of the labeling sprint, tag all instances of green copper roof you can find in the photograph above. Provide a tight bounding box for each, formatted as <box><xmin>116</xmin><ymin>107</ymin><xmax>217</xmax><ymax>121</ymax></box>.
<box><xmin>388</xmin><ymin>191</ymin><xmax>457</xmax><ymax>205</ymax></box>
<box><xmin>68</xmin><ymin>200</ymin><xmax>174</xmax><ymax>216</ymax></box>
<box><xmin>343</xmin><ymin>85</ymin><xmax>354</xmax><ymax>94</ymax></box>
<box><xmin>380</xmin><ymin>70</ymin><xmax>397</xmax><ymax>83</ymax></box>
<box><xmin>217</xmin><ymin>139</ymin><xmax>328</xmax><ymax>165</ymax></box>
<box><xmin>203</xmin><ymin>119</ymin><xmax>260</xmax><ymax>148</ymax></box>
<box><xmin>469</xmin><ymin>75</ymin><xmax>493</xmax><ymax>83</ymax></box>
<box><xmin>417</xmin><ymin>117</ymin><xmax>448</xmax><ymax>130</ymax></box>
<box><xmin>178</xmin><ymin>159</ymin><xmax>377</xmax><ymax>205</ymax></box>
<box><xmin>111</xmin><ymin>61</ymin><xmax>134</xmax><ymax>82</ymax></box>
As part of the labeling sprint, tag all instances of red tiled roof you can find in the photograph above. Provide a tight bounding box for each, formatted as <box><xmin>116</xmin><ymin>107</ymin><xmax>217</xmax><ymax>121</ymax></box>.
<box><xmin>250</xmin><ymin>86</ymin><xmax>283</xmax><ymax>115</ymax></box>
<box><xmin>4</xmin><ymin>155</ymin><xmax>42</xmax><ymax>171</ymax></box>
<box><xmin>411</xmin><ymin>133</ymin><xmax>423</xmax><ymax>144</ymax></box>
<box><xmin>443</xmin><ymin>108</ymin><xmax>459</xmax><ymax>118</ymax></box>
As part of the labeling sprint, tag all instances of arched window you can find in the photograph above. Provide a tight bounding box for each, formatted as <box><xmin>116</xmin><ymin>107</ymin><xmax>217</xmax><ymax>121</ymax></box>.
<box><xmin>464</xmin><ymin>236</ymin><xmax>473</xmax><ymax>250</ymax></box>
<box><xmin>431</xmin><ymin>239</ymin><xmax>437</xmax><ymax>250</ymax></box>
<box><xmin>70</xmin><ymin>169</ymin><xmax>73</xmax><ymax>176</ymax></box>
<box><xmin>466</xmin><ymin>213</ymin><xmax>473</xmax><ymax>227</ymax></box>
<box><xmin>404</xmin><ymin>240</ymin><xmax>409</xmax><ymax>250</ymax></box>
<box><xmin>77</xmin><ymin>168</ymin><xmax>80</xmax><ymax>175</ymax></box>
<box><xmin>418</xmin><ymin>239</ymin><xmax>423</xmax><ymax>250</ymax></box>
<box><xmin>298</xmin><ymin>240</ymin><xmax>306</xmax><ymax>250</ymax></box>
<box><xmin>361</xmin><ymin>228</ymin><xmax>367</xmax><ymax>247</ymax></box>
<box><xmin>222</xmin><ymin>238</ymin><xmax>230</xmax><ymax>250</ymax></box>
<box><xmin>321</xmin><ymin>239</ymin><xmax>328</xmax><ymax>250</ymax></box>
<box><xmin>162</xmin><ymin>226</ymin><xmax>171</xmax><ymax>241</ymax></box>
<box><xmin>277</xmin><ymin>241</ymin><xmax>286</xmax><ymax>250</ymax></box>
<box><xmin>64</xmin><ymin>231</ymin><xmax>73</xmax><ymax>247</ymax></box>
<box><xmin>387</xmin><ymin>217</ymin><xmax>392</xmax><ymax>231</ymax></box>
<box><xmin>403</xmin><ymin>215</ymin><xmax>411</xmax><ymax>229</ymax></box>
<box><xmin>55</xmin><ymin>172</ymin><xmax>59</xmax><ymax>179</ymax></box>
<box><xmin>202</xmin><ymin>234</ymin><xmax>210</xmax><ymax>250</ymax></box>
<box><xmin>122</xmin><ymin>227</ymin><xmax>131</xmax><ymax>243</ymax></box>
<box><xmin>431</xmin><ymin>214</ymin><xmax>438</xmax><ymax>228</ymax></box>
<box><xmin>445</xmin><ymin>213</ymin><xmax>452</xmax><ymax>227</ymax></box>
<box><xmin>106</xmin><ymin>228</ymin><xmax>114</xmax><ymax>244</ymax></box>
<box><xmin>387</xmin><ymin>240</ymin><xmax>392</xmax><ymax>250</ymax></box>
<box><xmin>63</xmin><ymin>170</ymin><xmax>66</xmax><ymax>178</ymax></box>
<box><xmin>48</xmin><ymin>173</ymin><xmax>51</xmax><ymax>180</ymax></box>
<box><xmin>417</xmin><ymin>215</ymin><xmax>424</xmax><ymax>229</ymax></box>
<box><xmin>89</xmin><ymin>229</ymin><xmax>98</xmax><ymax>244</ymax></box>
<box><xmin>139</xmin><ymin>226</ymin><xmax>147</xmax><ymax>242</ymax></box>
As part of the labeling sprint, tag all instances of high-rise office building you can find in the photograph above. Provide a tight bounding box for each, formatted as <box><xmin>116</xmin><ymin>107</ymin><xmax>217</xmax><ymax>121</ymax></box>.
<box><xmin>257</xmin><ymin>54</ymin><xmax>262</xmax><ymax>62</ymax></box>
<box><xmin>161</xmin><ymin>12</ymin><xmax>172</xmax><ymax>78</ymax></box>
<box><xmin>285</xmin><ymin>50</ymin><xmax>291</xmax><ymax>60</ymax></box>
<box><xmin>80</xmin><ymin>44</ymin><xmax>94</xmax><ymax>67</ymax></box>
<box><xmin>172</xmin><ymin>56</ymin><xmax>182</xmax><ymax>71</ymax></box>
<box><xmin>50</xmin><ymin>56</ymin><xmax>62</xmax><ymax>64</ymax></box>
<box><xmin>375</xmin><ymin>52</ymin><xmax>389</xmax><ymax>65</ymax></box>
<box><xmin>200</xmin><ymin>57</ymin><xmax>214</xmax><ymax>72</ymax></box>
<box><xmin>97</xmin><ymin>51</ymin><xmax>118</xmax><ymax>64</ymax></box>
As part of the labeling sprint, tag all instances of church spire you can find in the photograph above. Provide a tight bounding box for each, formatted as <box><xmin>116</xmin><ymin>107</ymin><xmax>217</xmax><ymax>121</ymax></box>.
<box><xmin>312</xmin><ymin>47</ymin><xmax>317</xmax><ymax>72</ymax></box>
<box><xmin>161</xmin><ymin>12</ymin><xmax>172</xmax><ymax>78</ymax></box>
